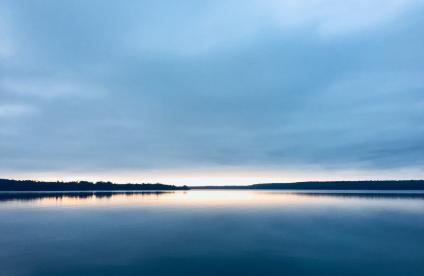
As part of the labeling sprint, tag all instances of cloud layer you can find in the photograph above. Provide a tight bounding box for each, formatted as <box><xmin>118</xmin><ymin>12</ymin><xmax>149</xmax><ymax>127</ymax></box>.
<box><xmin>1</xmin><ymin>0</ymin><xmax>424</xmax><ymax>182</ymax></box>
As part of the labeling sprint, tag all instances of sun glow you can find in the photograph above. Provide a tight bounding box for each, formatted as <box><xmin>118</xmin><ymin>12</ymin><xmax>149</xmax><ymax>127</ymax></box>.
<box><xmin>3</xmin><ymin>167</ymin><xmax>424</xmax><ymax>186</ymax></box>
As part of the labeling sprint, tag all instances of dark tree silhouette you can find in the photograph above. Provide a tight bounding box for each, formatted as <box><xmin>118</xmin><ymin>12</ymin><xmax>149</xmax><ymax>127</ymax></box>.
<box><xmin>193</xmin><ymin>180</ymin><xmax>424</xmax><ymax>190</ymax></box>
<box><xmin>0</xmin><ymin>179</ymin><xmax>189</xmax><ymax>191</ymax></box>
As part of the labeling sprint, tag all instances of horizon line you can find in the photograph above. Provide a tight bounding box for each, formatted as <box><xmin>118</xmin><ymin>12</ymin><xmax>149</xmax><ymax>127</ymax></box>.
<box><xmin>2</xmin><ymin>177</ymin><xmax>424</xmax><ymax>187</ymax></box>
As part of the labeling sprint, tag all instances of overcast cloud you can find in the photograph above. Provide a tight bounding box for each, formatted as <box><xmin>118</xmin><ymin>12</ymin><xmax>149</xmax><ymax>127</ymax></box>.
<box><xmin>1</xmin><ymin>0</ymin><xmax>423</xmax><ymax>183</ymax></box>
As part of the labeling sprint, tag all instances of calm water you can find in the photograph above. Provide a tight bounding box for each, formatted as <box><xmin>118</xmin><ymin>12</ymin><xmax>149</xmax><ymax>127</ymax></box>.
<box><xmin>0</xmin><ymin>190</ymin><xmax>423</xmax><ymax>276</ymax></box>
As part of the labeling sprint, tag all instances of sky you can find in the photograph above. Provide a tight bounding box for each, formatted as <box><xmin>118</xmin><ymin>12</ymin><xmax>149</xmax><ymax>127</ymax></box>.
<box><xmin>1</xmin><ymin>0</ymin><xmax>424</xmax><ymax>185</ymax></box>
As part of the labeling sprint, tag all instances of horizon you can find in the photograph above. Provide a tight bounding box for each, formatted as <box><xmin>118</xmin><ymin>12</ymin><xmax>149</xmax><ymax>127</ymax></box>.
<box><xmin>4</xmin><ymin>171</ymin><xmax>424</xmax><ymax>186</ymax></box>
<box><xmin>3</xmin><ymin>176</ymin><xmax>424</xmax><ymax>187</ymax></box>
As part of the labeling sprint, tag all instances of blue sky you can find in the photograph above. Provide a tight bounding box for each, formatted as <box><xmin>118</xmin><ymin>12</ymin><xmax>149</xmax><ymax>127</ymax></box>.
<box><xmin>1</xmin><ymin>0</ymin><xmax>424</xmax><ymax>185</ymax></box>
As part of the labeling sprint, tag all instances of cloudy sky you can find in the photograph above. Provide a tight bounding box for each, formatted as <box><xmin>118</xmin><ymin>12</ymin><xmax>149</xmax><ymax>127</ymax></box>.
<box><xmin>1</xmin><ymin>0</ymin><xmax>423</xmax><ymax>185</ymax></box>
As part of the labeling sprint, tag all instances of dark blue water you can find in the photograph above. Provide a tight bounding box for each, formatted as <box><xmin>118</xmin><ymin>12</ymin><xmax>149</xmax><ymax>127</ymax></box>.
<box><xmin>0</xmin><ymin>190</ymin><xmax>423</xmax><ymax>276</ymax></box>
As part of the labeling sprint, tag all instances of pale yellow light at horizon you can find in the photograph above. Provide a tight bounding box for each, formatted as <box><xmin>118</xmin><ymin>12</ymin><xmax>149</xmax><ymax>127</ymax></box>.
<box><xmin>2</xmin><ymin>167</ymin><xmax>424</xmax><ymax>186</ymax></box>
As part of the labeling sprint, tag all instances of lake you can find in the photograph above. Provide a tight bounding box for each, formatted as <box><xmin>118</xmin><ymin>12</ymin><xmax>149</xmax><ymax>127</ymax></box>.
<box><xmin>0</xmin><ymin>190</ymin><xmax>423</xmax><ymax>276</ymax></box>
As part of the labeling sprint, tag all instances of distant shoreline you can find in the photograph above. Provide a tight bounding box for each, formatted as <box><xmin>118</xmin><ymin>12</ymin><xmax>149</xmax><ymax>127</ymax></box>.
<box><xmin>1</xmin><ymin>179</ymin><xmax>424</xmax><ymax>191</ymax></box>
<box><xmin>0</xmin><ymin>179</ymin><xmax>189</xmax><ymax>191</ymax></box>
<box><xmin>190</xmin><ymin>180</ymin><xmax>424</xmax><ymax>190</ymax></box>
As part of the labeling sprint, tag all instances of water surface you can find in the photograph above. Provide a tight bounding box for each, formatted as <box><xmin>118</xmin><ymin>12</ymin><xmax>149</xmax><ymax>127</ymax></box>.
<box><xmin>0</xmin><ymin>190</ymin><xmax>423</xmax><ymax>276</ymax></box>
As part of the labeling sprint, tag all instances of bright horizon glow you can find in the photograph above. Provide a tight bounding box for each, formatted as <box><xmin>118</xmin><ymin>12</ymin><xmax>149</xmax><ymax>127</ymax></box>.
<box><xmin>2</xmin><ymin>167</ymin><xmax>424</xmax><ymax>186</ymax></box>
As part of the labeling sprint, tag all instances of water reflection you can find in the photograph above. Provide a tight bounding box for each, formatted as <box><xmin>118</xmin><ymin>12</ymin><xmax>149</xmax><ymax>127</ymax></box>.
<box><xmin>1</xmin><ymin>190</ymin><xmax>423</xmax><ymax>209</ymax></box>
<box><xmin>0</xmin><ymin>191</ymin><xmax>173</xmax><ymax>203</ymax></box>
<box><xmin>0</xmin><ymin>190</ymin><xmax>423</xmax><ymax>276</ymax></box>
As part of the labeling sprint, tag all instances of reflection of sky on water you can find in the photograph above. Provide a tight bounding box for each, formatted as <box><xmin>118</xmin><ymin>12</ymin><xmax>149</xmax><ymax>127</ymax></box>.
<box><xmin>0</xmin><ymin>190</ymin><xmax>423</xmax><ymax>276</ymax></box>
<box><xmin>1</xmin><ymin>190</ymin><xmax>423</xmax><ymax>212</ymax></box>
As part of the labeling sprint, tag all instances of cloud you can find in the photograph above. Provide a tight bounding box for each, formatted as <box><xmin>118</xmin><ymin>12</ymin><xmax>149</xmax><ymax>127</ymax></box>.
<box><xmin>0</xmin><ymin>0</ymin><xmax>423</xmax><ymax>181</ymax></box>
<box><xmin>268</xmin><ymin>0</ymin><xmax>424</xmax><ymax>35</ymax></box>
<box><xmin>0</xmin><ymin>78</ymin><xmax>106</xmax><ymax>99</ymax></box>
<box><xmin>0</xmin><ymin>103</ymin><xmax>36</xmax><ymax>119</ymax></box>
<box><xmin>116</xmin><ymin>0</ymin><xmax>424</xmax><ymax>56</ymax></box>
<box><xmin>0</xmin><ymin>5</ymin><xmax>16</xmax><ymax>61</ymax></box>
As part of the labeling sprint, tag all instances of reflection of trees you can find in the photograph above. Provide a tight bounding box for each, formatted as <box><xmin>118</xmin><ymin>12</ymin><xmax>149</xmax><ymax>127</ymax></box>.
<box><xmin>286</xmin><ymin>192</ymin><xmax>424</xmax><ymax>200</ymax></box>
<box><xmin>259</xmin><ymin>190</ymin><xmax>424</xmax><ymax>199</ymax></box>
<box><xmin>0</xmin><ymin>191</ymin><xmax>174</xmax><ymax>203</ymax></box>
